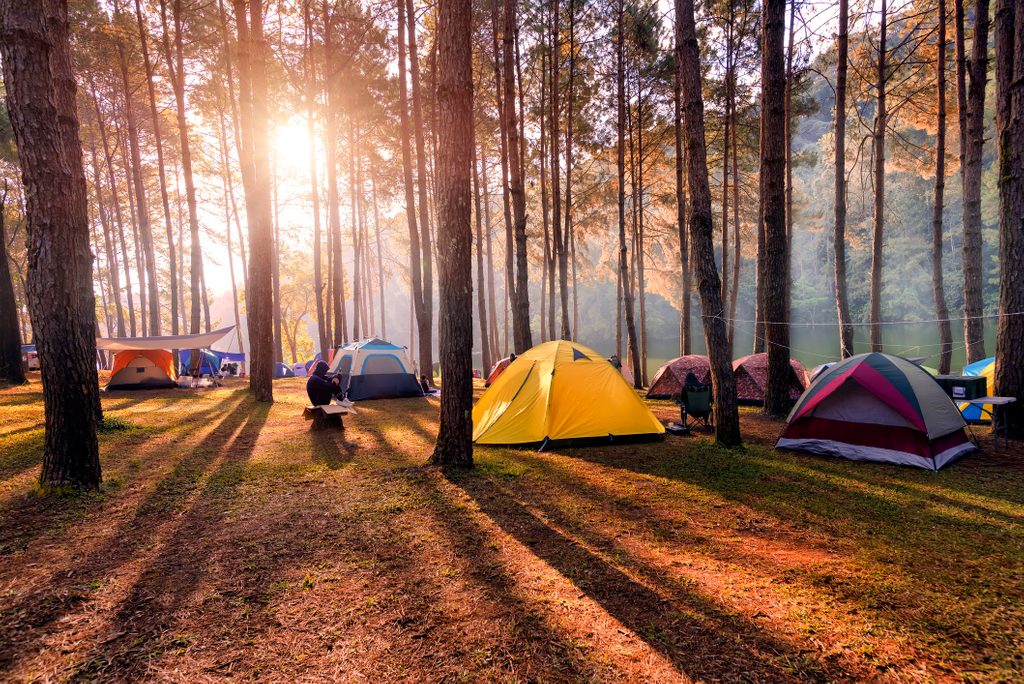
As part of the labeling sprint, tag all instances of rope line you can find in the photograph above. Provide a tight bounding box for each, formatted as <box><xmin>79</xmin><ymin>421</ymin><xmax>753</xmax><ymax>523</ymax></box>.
<box><xmin>702</xmin><ymin>310</ymin><xmax>1024</xmax><ymax>328</ymax></box>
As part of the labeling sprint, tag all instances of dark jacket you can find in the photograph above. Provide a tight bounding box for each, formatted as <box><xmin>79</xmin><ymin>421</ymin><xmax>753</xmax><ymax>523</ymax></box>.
<box><xmin>306</xmin><ymin>361</ymin><xmax>336</xmax><ymax>406</ymax></box>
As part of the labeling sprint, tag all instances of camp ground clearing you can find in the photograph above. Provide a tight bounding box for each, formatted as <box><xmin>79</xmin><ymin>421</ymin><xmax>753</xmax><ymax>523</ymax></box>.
<box><xmin>2</xmin><ymin>373</ymin><xmax>1023</xmax><ymax>682</ymax></box>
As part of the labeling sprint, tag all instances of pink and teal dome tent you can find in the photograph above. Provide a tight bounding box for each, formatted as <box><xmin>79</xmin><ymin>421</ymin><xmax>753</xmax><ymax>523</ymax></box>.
<box><xmin>776</xmin><ymin>353</ymin><xmax>975</xmax><ymax>470</ymax></box>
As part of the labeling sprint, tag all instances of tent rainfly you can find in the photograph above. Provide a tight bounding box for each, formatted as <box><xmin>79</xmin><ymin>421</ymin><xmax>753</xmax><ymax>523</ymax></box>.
<box><xmin>646</xmin><ymin>355</ymin><xmax>712</xmax><ymax>399</ymax></box>
<box><xmin>328</xmin><ymin>338</ymin><xmax>423</xmax><ymax>400</ymax></box>
<box><xmin>776</xmin><ymin>353</ymin><xmax>976</xmax><ymax>470</ymax></box>
<box><xmin>106</xmin><ymin>350</ymin><xmax>178</xmax><ymax>390</ymax></box>
<box><xmin>473</xmin><ymin>340</ymin><xmax>665</xmax><ymax>445</ymax></box>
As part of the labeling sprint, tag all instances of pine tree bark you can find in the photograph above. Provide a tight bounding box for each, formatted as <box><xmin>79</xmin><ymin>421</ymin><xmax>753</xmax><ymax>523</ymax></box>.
<box><xmin>933</xmin><ymin>0</ymin><xmax>953</xmax><ymax>374</ymax></box>
<box><xmin>993</xmin><ymin>0</ymin><xmax>1024</xmax><ymax>437</ymax></box>
<box><xmin>160</xmin><ymin>0</ymin><xmax>206</xmax><ymax>335</ymax></box>
<box><xmin>675</xmin><ymin>0</ymin><xmax>741</xmax><ymax>445</ymax></box>
<box><xmin>834</xmin><ymin>0</ymin><xmax>854</xmax><ymax>357</ymax></box>
<box><xmin>233</xmin><ymin>0</ymin><xmax>274</xmax><ymax>402</ymax></box>
<box><xmin>87</xmin><ymin>128</ymin><xmax>126</xmax><ymax>338</ymax></box>
<box><xmin>322</xmin><ymin>3</ymin><xmax>345</xmax><ymax>345</ymax></box>
<box><xmin>762</xmin><ymin>0</ymin><xmax>790</xmax><ymax>416</ymax></box>
<box><xmin>963</xmin><ymin>0</ymin><xmax>990</xmax><ymax>363</ymax></box>
<box><xmin>674</xmin><ymin>3</ymin><xmax>691</xmax><ymax>356</ymax></box>
<box><xmin>563</xmin><ymin>0</ymin><xmax>576</xmax><ymax>341</ymax></box>
<box><xmin>303</xmin><ymin>0</ymin><xmax>328</xmax><ymax>356</ymax></box>
<box><xmin>398</xmin><ymin>0</ymin><xmax>428</xmax><ymax>372</ymax></box>
<box><xmin>348</xmin><ymin>121</ymin><xmax>362</xmax><ymax>340</ymax></box>
<box><xmin>473</xmin><ymin>134</ymin><xmax>492</xmax><ymax>374</ymax></box>
<box><xmin>0</xmin><ymin>0</ymin><xmax>102</xmax><ymax>487</ymax></box>
<box><xmin>115</xmin><ymin>0</ymin><xmax>159</xmax><ymax>335</ymax></box>
<box><xmin>0</xmin><ymin>186</ymin><xmax>26</xmax><ymax>384</ymax></box>
<box><xmin>407</xmin><ymin>0</ymin><xmax>436</xmax><ymax>376</ymax></box>
<box><xmin>216</xmin><ymin>103</ymin><xmax>245</xmax><ymax>358</ymax></box>
<box><xmin>431</xmin><ymin>0</ymin><xmax>474</xmax><ymax>466</ymax></box>
<box><xmin>869</xmin><ymin>0</ymin><xmax>888</xmax><ymax>352</ymax></box>
<box><xmin>135</xmin><ymin>0</ymin><xmax>179</xmax><ymax>335</ymax></box>
<box><xmin>503</xmin><ymin>0</ymin><xmax>532</xmax><ymax>352</ymax></box>
<box><xmin>92</xmin><ymin>84</ymin><xmax>137</xmax><ymax>338</ymax></box>
<box><xmin>617</xmin><ymin>0</ymin><xmax>641</xmax><ymax>388</ymax></box>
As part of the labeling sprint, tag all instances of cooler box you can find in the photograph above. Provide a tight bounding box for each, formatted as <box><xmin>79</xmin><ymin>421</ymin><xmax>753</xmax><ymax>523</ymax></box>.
<box><xmin>933</xmin><ymin>374</ymin><xmax>987</xmax><ymax>400</ymax></box>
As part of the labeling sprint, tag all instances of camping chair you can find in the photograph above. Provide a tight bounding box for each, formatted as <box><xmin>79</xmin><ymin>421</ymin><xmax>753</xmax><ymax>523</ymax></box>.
<box><xmin>682</xmin><ymin>386</ymin><xmax>714</xmax><ymax>429</ymax></box>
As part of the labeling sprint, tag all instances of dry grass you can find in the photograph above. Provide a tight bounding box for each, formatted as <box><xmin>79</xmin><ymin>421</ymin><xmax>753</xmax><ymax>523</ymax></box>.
<box><xmin>1</xmin><ymin>376</ymin><xmax>1022</xmax><ymax>682</ymax></box>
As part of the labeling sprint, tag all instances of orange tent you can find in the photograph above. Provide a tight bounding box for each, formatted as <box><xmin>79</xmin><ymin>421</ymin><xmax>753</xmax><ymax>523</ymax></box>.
<box><xmin>107</xmin><ymin>349</ymin><xmax>177</xmax><ymax>390</ymax></box>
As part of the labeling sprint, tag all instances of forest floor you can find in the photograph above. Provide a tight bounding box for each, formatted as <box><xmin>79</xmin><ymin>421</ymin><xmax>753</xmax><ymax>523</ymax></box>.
<box><xmin>1</xmin><ymin>376</ymin><xmax>1022</xmax><ymax>682</ymax></box>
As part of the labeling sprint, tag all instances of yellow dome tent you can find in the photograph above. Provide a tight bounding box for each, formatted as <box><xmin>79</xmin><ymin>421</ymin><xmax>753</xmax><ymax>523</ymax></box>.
<box><xmin>472</xmin><ymin>340</ymin><xmax>665</xmax><ymax>445</ymax></box>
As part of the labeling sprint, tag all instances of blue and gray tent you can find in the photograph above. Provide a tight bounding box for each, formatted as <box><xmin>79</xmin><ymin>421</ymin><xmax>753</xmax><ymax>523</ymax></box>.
<box><xmin>327</xmin><ymin>337</ymin><xmax>424</xmax><ymax>400</ymax></box>
<box><xmin>274</xmin><ymin>362</ymin><xmax>295</xmax><ymax>378</ymax></box>
<box><xmin>179</xmin><ymin>349</ymin><xmax>222</xmax><ymax>376</ymax></box>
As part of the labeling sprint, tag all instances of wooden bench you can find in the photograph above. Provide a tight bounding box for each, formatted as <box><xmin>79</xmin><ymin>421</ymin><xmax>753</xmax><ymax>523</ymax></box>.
<box><xmin>303</xmin><ymin>403</ymin><xmax>355</xmax><ymax>431</ymax></box>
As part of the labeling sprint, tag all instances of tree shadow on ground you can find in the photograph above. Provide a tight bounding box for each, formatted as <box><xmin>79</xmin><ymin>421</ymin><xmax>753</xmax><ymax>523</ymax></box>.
<box><xmin>444</xmin><ymin>467</ymin><xmax>842</xmax><ymax>682</ymax></box>
<box><xmin>65</xmin><ymin>402</ymin><xmax>272</xmax><ymax>679</ymax></box>
<box><xmin>0</xmin><ymin>395</ymin><xmax>257</xmax><ymax>673</ymax></box>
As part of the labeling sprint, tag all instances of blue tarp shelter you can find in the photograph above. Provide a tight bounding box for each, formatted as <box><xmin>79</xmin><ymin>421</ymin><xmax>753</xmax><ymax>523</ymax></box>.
<box><xmin>179</xmin><ymin>349</ymin><xmax>222</xmax><ymax>376</ymax></box>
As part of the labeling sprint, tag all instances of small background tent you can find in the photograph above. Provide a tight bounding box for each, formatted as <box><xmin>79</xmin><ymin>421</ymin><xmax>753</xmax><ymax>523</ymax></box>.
<box><xmin>960</xmin><ymin>357</ymin><xmax>995</xmax><ymax>422</ymax></box>
<box><xmin>274</xmin><ymin>362</ymin><xmax>296</xmax><ymax>378</ymax></box>
<box><xmin>328</xmin><ymin>338</ymin><xmax>423</xmax><ymax>400</ymax></box>
<box><xmin>485</xmin><ymin>356</ymin><xmax>513</xmax><ymax>386</ymax></box>
<box><xmin>107</xmin><ymin>350</ymin><xmax>177</xmax><ymax>390</ymax></box>
<box><xmin>473</xmin><ymin>340</ymin><xmax>665</xmax><ymax>445</ymax></box>
<box><xmin>647</xmin><ymin>355</ymin><xmax>711</xmax><ymax>399</ymax></box>
<box><xmin>777</xmin><ymin>353</ymin><xmax>975</xmax><ymax>470</ymax></box>
<box><xmin>733</xmin><ymin>353</ymin><xmax>807</xmax><ymax>405</ymax></box>
<box><xmin>304</xmin><ymin>353</ymin><xmax>323</xmax><ymax>372</ymax></box>
<box><xmin>290</xmin><ymin>362</ymin><xmax>308</xmax><ymax>377</ymax></box>
<box><xmin>179</xmin><ymin>349</ymin><xmax>221</xmax><ymax>376</ymax></box>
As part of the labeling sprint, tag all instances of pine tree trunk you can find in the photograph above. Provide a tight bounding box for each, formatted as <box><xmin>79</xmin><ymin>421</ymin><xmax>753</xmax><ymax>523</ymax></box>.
<box><xmin>136</xmin><ymin>0</ymin><xmax>179</xmax><ymax>335</ymax></box>
<box><xmin>674</xmin><ymin>8</ymin><xmax>691</xmax><ymax>357</ymax></box>
<box><xmin>762</xmin><ymin>0</ymin><xmax>790</xmax><ymax>416</ymax></box>
<box><xmin>431</xmin><ymin>0</ymin><xmax>474</xmax><ymax>466</ymax></box>
<box><xmin>93</xmin><ymin>86</ymin><xmax>138</xmax><ymax>338</ymax></box>
<box><xmin>0</xmin><ymin>0</ymin><xmax>102</xmax><ymax>487</ymax></box>
<box><xmin>303</xmin><ymin>0</ymin><xmax>328</xmax><ymax>356</ymax></box>
<box><xmin>963</xmin><ymin>0</ymin><xmax>990</xmax><ymax>363</ymax></box>
<box><xmin>933</xmin><ymin>0</ymin><xmax>953</xmax><ymax>375</ymax></box>
<box><xmin>783</xmin><ymin>0</ymin><xmax>795</xmax><ymax>327</ymax></box>
<box><xmin>115</xmin><ymin>0</ymin><xmax>160</xmax><ymax>335</ymax></box>
<box><xmin>869</xmin><ymin>0</ymin><xmax>888</xmax><ymax>352</ymax></box>
<box><xmin>675</xmin><ymin>0</ymin><xmax>741</xmax><ymax>445</ymax></box>
<box><xmin>272</xmin><ymin>152</ymin><xmax>283</xmax><ymax>359</ymax></box>
<box><xmin>728</xmin><ymin>94</ymin><xmax>741</xmax><ymax>339</ymax></box>
<box><xmin>371</xmin><ymin>172</ymin><xmax>387</xmax><ymax>337</ymax></box>
<box><xmin>993</xmin><ymin>0</ymin><xmax>1023</xmax><ymax>437</ymax></box>
<box><xmin>398</xmin><ymin>0</ymin><xmax>428</xmax><ymax>372</ymax></box>
<box><xmin>480</xmin><ymin>143</ymin><xmax>500</xmax><ymax>356</ymax></box>
<box><xmin>617</xmin><ymin>0</ymin><xmax>641</xmax><ymax>388</ymax></box>
<box><xmin>233</xmin><ymin>0</ymin><xmax>274</xmax><ymax>402</ymax></box>
<box><xmin>216</xmin><ymin>104</ymin><xmax>245</xmax><ymax>358</ymax></box>
<box><xmin>473</xmin><ymin>134</ymin><xmax>492</xmax><ymax>374</ymax></box>
<box><xmin>0</xmin><ymin>187</ymin><xmax>26</xmax><ymax>384</ymax></box>
<box><xmin>407</xmin><ymin>0</ymin><xmax>435</xmax><ymax>377</ymax></box>
<box><xmin>563</xmin><ymin>0</ymin><xmax>576</xmax><ymax>341</ymax></box>
<box><xmin>503</xmin><ymin>0</ymin><xmax>532</xmax><ymax>352</ymax></box>
<box><xmin>161</xmin><ymin>0</ymin><xmax>205</xmax><ymax>335</ymax></box>
<box><xmin>834</xmin><ymin>0</ymin><xmax>854</xmax><ymax>357</ymax></box>
<box><xmin>322</xmin><ymin>4</ymin><xmax>345</xmax><ymax>345</ymax></box>
<box><xmin>551</xmin><ymin>0</ymin><xmax>569</xmax><ymax>340</ymax></box>
<box><xmin>539</xmin><ymin>41</ymin><xmax>550</xmax><ymax>343</ymax></box>
<box><xmin>87</xmin><ymin>128</ymin><xmax>127</xmax><ymax>338</ymax></box>
<box><xmin>348</xmin><ymin>122</ymin><xmax>362</xmax><ymax>340</ymax></box>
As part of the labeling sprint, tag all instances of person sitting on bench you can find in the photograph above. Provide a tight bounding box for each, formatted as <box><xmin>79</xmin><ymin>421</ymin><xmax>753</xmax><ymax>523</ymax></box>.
<box><xmin>306</xmin><ymin>360</ymin><xmax>340</xmax><ymax>406</ymax></box>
